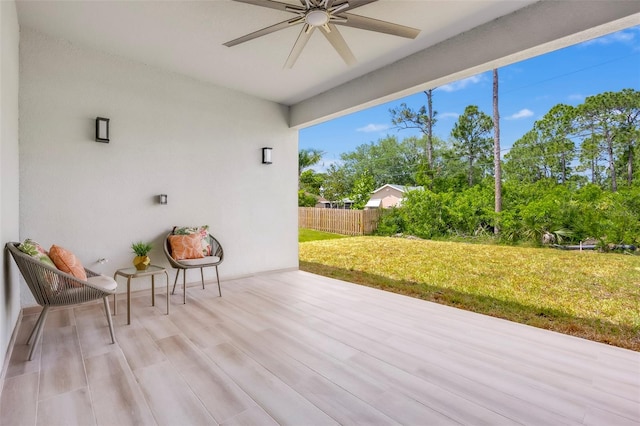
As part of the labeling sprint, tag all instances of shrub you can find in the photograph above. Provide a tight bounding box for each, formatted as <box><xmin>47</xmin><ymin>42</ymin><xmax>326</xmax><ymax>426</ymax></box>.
<box><xmin>376</xmin><ymin>207</ymin><xmax>406</xmax><ymax>235</ymax></box>
<box><xmin>402</xmin><ymin>189</ymin><xmax>448</xmax><ymax>238</ymax></box>
<box><xmin>445</xmin><ymin>183</ymin><xmax>494</xmax><ymax>235</ymax></box>
<box><xmin>298</xmin><ymin>190</ymin><xmax>318</xmax><ymax>207</ymax></box>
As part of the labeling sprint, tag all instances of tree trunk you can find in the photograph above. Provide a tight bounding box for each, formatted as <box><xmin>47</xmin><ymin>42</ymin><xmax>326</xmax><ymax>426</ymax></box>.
<box><xmin>590</xmin><ymin>128</ymin><xmax>597</xmax><ymax>185</ymax></box>
<box><xmin>492</xmin><ymin>69</ymin><xmax>501</xmax><ymax>235</ymax></box>
<box><xmin>426</xmin><ymin>89</ymin><xmax>434</xmax><ymax>169</ymax></box>
<box><xmin>606</xmin><ymin>133</ymin><xmax>617</xmax><ymax>192</ymax></box>
<box><xmin>560</xmin><ymin>151</ymin><xmax>566</xmax><ymax>184</ymax></box>
<box><xmin>468</xmin><ymin>155</ymin><xmax>474</xmax><ymax>187</ymax></box>
<box><xmin>628</xmin><ymin>142</ymin><xmax>634</xmax><ymax>186</ymax></box>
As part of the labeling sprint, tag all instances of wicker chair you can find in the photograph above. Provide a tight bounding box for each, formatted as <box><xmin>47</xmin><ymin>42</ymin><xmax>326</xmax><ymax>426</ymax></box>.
<box><xmin>163</xmin><ymin>233</ymin><xmax>224</xmax><ymax>304</ymax></box>
<box><xmin>6</xmin><ymin>242</ymin><xmax>117</xmax><ymax>360</ymax></box>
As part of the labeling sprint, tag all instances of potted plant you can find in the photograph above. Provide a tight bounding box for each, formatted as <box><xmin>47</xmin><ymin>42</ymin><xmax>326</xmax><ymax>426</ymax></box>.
<box><xmin>131</xmin><ymin>241</ymin><xmax>153</xmax><ymax>270</ymax></box>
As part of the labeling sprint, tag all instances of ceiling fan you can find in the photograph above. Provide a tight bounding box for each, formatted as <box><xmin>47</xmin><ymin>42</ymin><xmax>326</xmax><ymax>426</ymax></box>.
<box><xmin>223</xmin><ymin>0</ymin><xmax>420</xmax><ymax>68</ymax></box>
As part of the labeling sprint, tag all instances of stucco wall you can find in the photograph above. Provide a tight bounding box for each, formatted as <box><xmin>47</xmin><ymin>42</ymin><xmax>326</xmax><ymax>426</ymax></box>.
<box><xmin>0</xmin><ymin>0</ymin><xmax>21</xmax><ymax>373</ymax></box>
<box><xmin>373</xmin><ymin>187</ymin><xmax>404</xmax><ymax>201</ymax></box>
<box><xmin>19</xmin><ymin>29</ymin><xmax>298</xmax><ymax>304</ymax></box>
<box><xmin>371</xmin><ymin>186</ymin><xmax>404</xmax><ymax>209</ymax></box>
<box><xmin>381</xmin><ymin>195</ymin><xmax>401</xmax><ymax>209</ymax></box>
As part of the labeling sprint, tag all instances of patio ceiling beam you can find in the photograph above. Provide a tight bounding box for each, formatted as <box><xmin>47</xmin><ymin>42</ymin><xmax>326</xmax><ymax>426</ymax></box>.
<box><xmin>289</xmin><ymin>1</ymin><xmax>640</xmax><ymax>129</ymax></box>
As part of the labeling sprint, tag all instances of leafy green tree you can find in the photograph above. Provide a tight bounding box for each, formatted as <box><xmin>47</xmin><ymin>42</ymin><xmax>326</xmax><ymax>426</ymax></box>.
<box><xmin>298</xmin><ymin>148</ymin><xmax>323</xmax><ymax>177</ymax></box>
<box><xmin>413</xmin><ymin>135</ymin><xmax>451</xmax><ymax>190</ymax></box>
<box><xmin>322</xmin><ymin>164</ymin><xmax>352</xmax><ymax>207</ymax></box>
<box><xmin>340</xmin><ymin>135</ymin><xmax>422</xmax><ymax>188</ymax></box>
<box><xmin>389</xmin><ymin>89</ymin><xmax>437</xmax><ymax>170</ymax></box>
<box><xmin>429</xmin><ymin>144</ymin><xmax>474</xmax><ymax>192</ymax></box>
<box><xmin>535</xmin><ymin>104</ymin><xmax>576</xmax><ymax>184</ymax></box>
<box><xmin>299</xmin><ymin>169</ymin><xmax>325</xmax><ymax>195</ymax></box>
<box><xmin>298</xmin><ymin>148</ymin><xmax>325</xmax><ymax>206</ymax></box>
<box><xmin>576</xmin><ymin>134</ymin><xmax>605</xmax><ymax>186</ymax></box>
<box><xmin>504</xmin><ymin>108</ymin><xmax>576</xmax><ymax>186</ymax></box>
<box><xmin>298</xmin><ymin>190</ymin><xmax>318</xmax><ymax>207</ymax></box>
<box><xmin>613</xmin><ymin>88</ymin><xmax>640</xmax><ymax>186</ymax></box>
<box><xmin>574</xmin><ymin>90</ymin><xmax>639</xmax><ymax>192</ymax></box>
<box><xmin>446</xmin><ymin>182</ymin><xmax>494</xmax><ymax>236</ymax></box>
<box><xmin>451</xmin><ymin>105</ymin><xmax>494</xmax><ymax>186</ymax></box>
<box><xmin>349</xmin><ymin>170</ymin><xmax>376</xmax><ymax>209</ymax></box>
<box><xmin>504</xmin><ymin>129</ymin><xmax>546</xmax><ymax>183</ymax></box>
<box><xmin>401</xmin><ymin>189</ymin><xmax>448</xmax><ymax>238</ymax></box>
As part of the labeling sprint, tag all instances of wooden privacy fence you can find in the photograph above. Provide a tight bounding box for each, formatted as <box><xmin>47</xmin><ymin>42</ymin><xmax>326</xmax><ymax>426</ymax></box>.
<box><xmin>299</xmin><ymin>207</ymin><xmax>381</xmax><ymax>236</ymax></box>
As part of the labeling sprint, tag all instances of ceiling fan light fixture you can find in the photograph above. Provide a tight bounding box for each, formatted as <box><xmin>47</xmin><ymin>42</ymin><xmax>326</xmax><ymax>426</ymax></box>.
<box><xmin>306</xmin><ymin>9</ymin><xmax>329</xmax><ymax>27</ymax></box>
<box><xmin>224</xmin><ymin>0</ymin><xmax>420</xmax><ymax>68</ymax></box>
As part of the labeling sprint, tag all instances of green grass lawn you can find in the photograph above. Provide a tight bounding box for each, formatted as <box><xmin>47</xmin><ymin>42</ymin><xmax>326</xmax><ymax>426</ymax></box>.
<box><xmin>299</xmin><ymin>236</ymin><xmax>640</xmax><ymax>351</ymax></box>
<box><xmin>299</xmin><ymin>228</ymin><xmax>349</xmax><ymax>243</ymax></box>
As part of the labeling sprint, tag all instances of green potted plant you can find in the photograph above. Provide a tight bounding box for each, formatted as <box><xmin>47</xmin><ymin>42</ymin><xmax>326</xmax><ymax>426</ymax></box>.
<box><xmin>131</xmin><ymin>241</ymin><xmax>153</xmax><ymax>270</ymax></box>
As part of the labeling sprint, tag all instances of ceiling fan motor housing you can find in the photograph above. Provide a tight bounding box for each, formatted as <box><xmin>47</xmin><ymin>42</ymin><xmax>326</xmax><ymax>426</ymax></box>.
<box><xmin>306</xmin><ymin>9</ymin><xmax>330</xmax><ymax>27</ymax></box>
<box><xmin>224</xmin><ymin>0</ymin><xmax>420</xmax><ymax>68</ymax></box>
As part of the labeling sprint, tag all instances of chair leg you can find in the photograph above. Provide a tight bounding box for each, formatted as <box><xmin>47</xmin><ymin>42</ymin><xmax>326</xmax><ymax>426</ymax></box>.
<box><xmin>183</xmin><ymin>269</ymin><xmax>187</xmax><ymax>304</ymax></box>
<box><xmin>200</xmin><ymin>268</ymin><xmax>205</xmax><ymax>290</ymax></box>
<box><xmin>103</xmin><ymin>296</ymin><xmax>116</xmax><ymax>344</ymax></box>
<box><xmin>27</xmin><ymin>306</ymin><xmax>50</xmax><ymax>361</ymax></box>
<box><xmin>216</xmin><ymin>266</ymin><xmax>221</xmax><ymax>297</ymax></box>
<box><xmin>27</xmin><ymin>306</ymin><xmax>48</xmax><ymax>345</ymax></box>
<box><xmin>171</xmin><ymin>269</ymin><xmax>180</xmax><ymax>295</ymax></box>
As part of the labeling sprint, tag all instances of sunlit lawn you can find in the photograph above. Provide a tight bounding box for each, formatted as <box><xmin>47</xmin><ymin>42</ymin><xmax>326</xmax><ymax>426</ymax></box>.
<box><xmin>299</xmin><ymin>236</ymin><xmax>640</xmax><ymax>351</ymax></box>
<box><xmin>299</xmin><ymin>228</ymin><xmax>349</xmax><ymax>243</ymax></box>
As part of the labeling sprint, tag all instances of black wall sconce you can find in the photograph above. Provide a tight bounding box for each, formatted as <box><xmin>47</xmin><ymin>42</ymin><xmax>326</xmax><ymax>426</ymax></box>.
<box><xmin>158</xmin><ymin>194</ymin><xmax>168</xmax><ymax>205</ymax></box>
<box><xmin>95</xmin><ymin>117</ymin><xmax>110</xmax><ymax>143</ymax></box>
<box><xmin>262</xmin><ymin>147</ymin><xmax>273</xmax><ymax>164</ymax></box>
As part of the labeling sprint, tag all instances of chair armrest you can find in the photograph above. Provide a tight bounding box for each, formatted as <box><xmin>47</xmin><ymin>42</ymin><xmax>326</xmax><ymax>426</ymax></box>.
<box><xmin>82</xmin><ymin>268</ymin><xmax>116</xmax><ymax>294</ymax></box>
<box><xmin>85</xmin><ymin>268</ymin><xmax>100</xmax><ymax>278</ymax></box>
<box><xmin>208</xmin><ymin>234</ymin><xmax>224</xmax><ymax>260</ymax></box>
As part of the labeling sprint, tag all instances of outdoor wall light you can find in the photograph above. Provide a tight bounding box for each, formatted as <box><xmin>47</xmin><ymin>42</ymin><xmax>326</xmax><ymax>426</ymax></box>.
<box><xmin>95</xmin><ymin>117</ymin><xmax>110</xmax><ymax>143</ymax></box>
<box><xmin>262</xmin><ymin>147</ymin><xmax>273</xmax><ymax>164</ymax></box>
<box><xmin>158</xmin><ymin>194</ymin><xmax>168</xmax><ymax>205</ymax></box>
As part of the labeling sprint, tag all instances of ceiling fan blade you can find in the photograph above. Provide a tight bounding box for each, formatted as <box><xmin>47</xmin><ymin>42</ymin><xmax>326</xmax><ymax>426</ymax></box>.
<box><xmin>320</xmin><ymin>24</ymin><xmax>356</xmax><ymax>66</ymax></box>
<box><xmin>224</xmin><ymin>19</ymin><xmax>296</xmax><ymax>47</ymax></box>
<box><xmin>284</xmin><ymin>25</ymin><xmax>315</xmax><ymax>69</ymax></box>
<box><xmin>231</xmin><ymin>0</ymin><xmax>304</xmax><ymax>13</ymax></box>
<box><xmin>337</xmin><ymin>13</ymin><xmax>420</xmax><ymax>39</ymax></box>
<box><xmin>332</xmin><ymin>0</ymin><xmax>377</xmax><ymax>12</ymax></box>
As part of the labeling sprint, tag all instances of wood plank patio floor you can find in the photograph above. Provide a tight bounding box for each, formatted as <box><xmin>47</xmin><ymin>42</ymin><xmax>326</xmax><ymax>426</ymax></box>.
<box><xmin>2</xmin><ymin>270</ymin><xmax>639</xmax><ymax>425</ymax></box>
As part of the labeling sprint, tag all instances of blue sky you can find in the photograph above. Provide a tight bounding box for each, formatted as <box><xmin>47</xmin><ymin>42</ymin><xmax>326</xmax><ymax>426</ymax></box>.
<box><xmin>300</xmin><ymin>25</ymin><xmax>640</xmax><ymax>171</ymax></box>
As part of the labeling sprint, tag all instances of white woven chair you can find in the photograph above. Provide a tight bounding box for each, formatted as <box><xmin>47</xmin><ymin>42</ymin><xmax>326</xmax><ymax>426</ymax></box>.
<box><xmin>6</xmin><ymin>242</ymin><xmax>117</xmax><ymax>360</ymax></box>
<box><xmin>163</xmin><ymin>232</ymin><xmax>224</xmax><ymax>304</ymax></box>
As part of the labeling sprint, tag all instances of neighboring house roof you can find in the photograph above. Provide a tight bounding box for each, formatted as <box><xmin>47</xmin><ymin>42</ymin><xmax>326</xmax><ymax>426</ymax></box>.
<box><xmin>364</xmin><ymin>198</ymin><xmax>382</xmax><ymax>208</ymax></box>
<box><xmin>317</xmin><ymin>198</ymin><xmax>353</xmax><ymax>204</ymax></box>
<box><xmin>371</xmin><ymin>184</ymin><xmax>423</xmax><ymax>194</ymax></box>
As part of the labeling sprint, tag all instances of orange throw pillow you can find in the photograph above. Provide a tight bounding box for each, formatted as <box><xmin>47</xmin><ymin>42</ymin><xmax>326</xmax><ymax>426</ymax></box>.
<box><xmin>49</xmin><ymin>245</ymin><xmax>87</xmax><ymax>282</ymax></box>
<box><xmin>169</xmin><ymin>234</ymin><xmax>205</xmax><ymax>260</ymax></box>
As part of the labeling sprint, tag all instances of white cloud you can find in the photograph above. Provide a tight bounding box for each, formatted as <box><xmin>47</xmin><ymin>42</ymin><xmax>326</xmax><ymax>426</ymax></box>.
<box><xmin>506</xmin><ymin>109</ymin><xmax>534</xmax><ymax>120</ymax></box>
<box><xmin>436</xmin><ymin>75</ymin><xmax>485</xmax><ymax>93</ymax></box>
<box><xmin>356</xmin><ymin>123</ymin><xmax>390</xmax><ymax>133</ymax></box>
<box><xmin>439</xmin><ymin>112</ymin><xmax>460</xmax><ymax>119</ymax></box>
<box><xmin>581</xmin><ymin>28</ymin><xmax>637</xmax><ymax>47</ymax></box>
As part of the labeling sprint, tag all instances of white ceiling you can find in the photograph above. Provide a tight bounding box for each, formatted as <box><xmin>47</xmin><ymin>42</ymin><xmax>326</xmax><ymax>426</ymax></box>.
<box><xmin>16</xmin><ymin>0</ymin><xmax>540</xmax><ymax>106</ymax></box>
<box><xmin>15</xmin><ymin>0</ymin><xmax>640</xmax><ymax>126</ymax></box>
